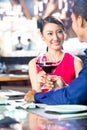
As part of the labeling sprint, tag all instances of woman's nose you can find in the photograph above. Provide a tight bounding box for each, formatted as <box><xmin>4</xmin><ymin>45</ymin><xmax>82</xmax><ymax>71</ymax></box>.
<box><xmin>53</xmin><ymin>33</ymin><xmax>59</xmax><ymax>40</ymax></box>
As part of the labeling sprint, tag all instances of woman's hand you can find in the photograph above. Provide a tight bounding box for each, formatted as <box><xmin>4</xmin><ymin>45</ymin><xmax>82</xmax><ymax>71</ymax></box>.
<box><xmin>24</xmin><ymin>90</ymin><xmax>36</xmax><ymax>102</ymax></box>
<box><xmin>37</xmin><ymin>71</ymin><xmax>47</xmax><ymax>87</ymax></box>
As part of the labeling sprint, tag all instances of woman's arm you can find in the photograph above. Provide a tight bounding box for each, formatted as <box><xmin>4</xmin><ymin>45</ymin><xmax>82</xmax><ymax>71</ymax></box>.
<box><xmin>28</xmin><ymin>58</ymin><xmax>47</xmax><ymax>92</ymax></box>
<box><xmin>28</xmin><ymin>58</ymin><xmax>40</xmax><ymax>92</ymax></box>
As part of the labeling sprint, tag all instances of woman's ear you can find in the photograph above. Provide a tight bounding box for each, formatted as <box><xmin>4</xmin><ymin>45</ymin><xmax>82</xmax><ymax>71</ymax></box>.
<box><xmin>40</xmin><ymin>33</ymin><xmax>45</xmax><ymax>41</ymax></box>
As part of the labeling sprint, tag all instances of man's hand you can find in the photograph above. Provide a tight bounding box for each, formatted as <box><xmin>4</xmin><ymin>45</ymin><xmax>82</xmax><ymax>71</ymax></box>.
<box><xmin>46</xmin><ymin>76</ymin><xmax>66</xmax><ymax>90</ymax></box>
<box><xmin>52</xmin><ymin>76</ymin><xmax>66</xmax><ymax>89</ymax></box>
<box><xmin>24</xmin><ymin>90</ymin><xmax>36</xmax><ymax>102</ymax></box>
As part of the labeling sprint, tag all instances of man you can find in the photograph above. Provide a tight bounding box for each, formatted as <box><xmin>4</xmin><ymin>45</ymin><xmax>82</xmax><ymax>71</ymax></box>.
<box><xmin>24</xmin><ymin>0</ymin><xmax>87</xmax><ymax>105</ymax></box>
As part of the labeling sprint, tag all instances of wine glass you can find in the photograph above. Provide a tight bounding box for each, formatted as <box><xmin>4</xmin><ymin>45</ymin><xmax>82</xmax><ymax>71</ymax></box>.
<box><xmin>36</xmin><ymin>55</ymin><xmax>58</xmax><ymax>91</ymax></box>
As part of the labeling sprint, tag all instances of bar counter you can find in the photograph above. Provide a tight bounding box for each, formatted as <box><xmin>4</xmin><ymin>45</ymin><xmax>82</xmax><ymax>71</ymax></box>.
<box><xmin>0</xmin><ymin>56</ymin><xmax>35</xmax><ymax>65</ymax></box>
<box><xmin>0</xmin><ymin>74</ymin><xmax>29</xmax><ymax>82</ymax></box>
<box><xmin>0</xmin><ymin>56</ymin><xmax>35</xmax><ymax>86</ymax></box>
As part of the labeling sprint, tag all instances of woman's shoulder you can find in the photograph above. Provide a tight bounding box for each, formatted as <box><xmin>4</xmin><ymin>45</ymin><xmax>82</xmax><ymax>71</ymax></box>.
<box><xmin>28</xmin><ymin>58</ymin><xmax>36</xmax><ymax>66</ymax></box>
<box><xmin>64</xmin><ymin>52</ymin><xmax>83</xmax><ymax>67</ymax></box>
<box><xmin>64</xmin><ymin>52</ymin><xmax>82</xmax><ymax>61</ymax></box>
<box><xmin>63</xmin><ymin>52</ymin><xmax>75</xmax><ymax>61</ymax></box>
<box><xmin>74</xmin><ymin>55</ymin><xmax>83</xmax><ymax>65</ymax></box>
<box><xmin>64</xmin><ymin>52</ymin><xmax>74</xmax><ymax>57</ymax></box>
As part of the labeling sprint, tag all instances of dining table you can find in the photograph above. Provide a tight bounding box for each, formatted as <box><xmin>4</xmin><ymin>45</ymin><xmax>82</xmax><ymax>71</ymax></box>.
<box><xmin>0</xmin><ymin>107</ymin><xmax>87</xmax><ymax>130</ymax></box>
<box><xmin>0</xmin><ymin>91</ymin><xmax>87</xmax><ymax>130</ymax></box>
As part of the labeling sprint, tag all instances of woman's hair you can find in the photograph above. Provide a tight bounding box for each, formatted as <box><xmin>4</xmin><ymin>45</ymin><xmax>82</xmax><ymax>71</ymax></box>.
<box><xmin>72</xmin><ymin>0</ymin><xmax>87</xmax><ymax>21</ymax></box>
<box><xmin>37</xmin><ymin>15</ymin><xmax>65</xmax><ymax>33</ymax></box>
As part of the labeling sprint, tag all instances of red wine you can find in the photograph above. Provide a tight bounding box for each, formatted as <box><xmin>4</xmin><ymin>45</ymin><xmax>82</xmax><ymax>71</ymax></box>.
<box><xmin>36</xmin><ymin>62</ymin><xmax>57</xmax><ymax>73</ymax></box>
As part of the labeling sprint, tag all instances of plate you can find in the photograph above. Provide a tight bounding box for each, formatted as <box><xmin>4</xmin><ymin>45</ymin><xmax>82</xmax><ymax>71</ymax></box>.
<box><xmin>0</xmin><ymin>95</ymin><xmax>9</xmax><ymax>105</ymax></box>
<box><xmin>35</xmin><ymin>103</ymin><xmax>46</xmax><ymax>108</ymax></box>
<box><xmin>0</xmin><ymin>90</ymin><xmax>25</xmax><ymax>97</ymax></box>
<box><xmin>45</xmin><ymin>105</ymin><xmax>87</xmax><ymax>114</ymax></box>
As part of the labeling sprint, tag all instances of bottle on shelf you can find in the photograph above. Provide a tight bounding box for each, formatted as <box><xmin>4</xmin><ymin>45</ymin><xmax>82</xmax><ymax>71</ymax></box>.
<box><xmin>15</xmin><ymin>36</ymin><xmax>23</xmax><ymax>50</ymax></box>
<box><xmin>27</xmin><ymin>38</ymin><xmax>32</xmax><ymax>50</ymax></box>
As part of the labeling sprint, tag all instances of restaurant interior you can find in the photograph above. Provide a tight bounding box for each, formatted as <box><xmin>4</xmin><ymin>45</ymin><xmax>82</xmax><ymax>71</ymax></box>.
<box><xmin>0</xmin><ymin>0</ymin><xmax>87</xmax><ymax>130</ymax></box>
<box><xmin>0</xmin><ymin>0</ymin><xmax>87</xmax><ymax>90</ymax></box>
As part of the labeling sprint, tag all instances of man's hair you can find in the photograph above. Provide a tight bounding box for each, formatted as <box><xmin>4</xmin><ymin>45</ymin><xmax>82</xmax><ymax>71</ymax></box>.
<box><xmin>72</xmin><ymin>0</ymin><xmax>87</xmax><ymax>21</ymax></box>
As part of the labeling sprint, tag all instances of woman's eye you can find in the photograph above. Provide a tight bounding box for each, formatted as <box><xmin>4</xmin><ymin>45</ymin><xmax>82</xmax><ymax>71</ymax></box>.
<box><xmin>47</xmin><ymin>32</ymin><xmax>52</xmax><ymax>35</ymax></box>
<box><xmin>57</xmin><ymin>30</ymin><xmax>63</xmax><ymax>34</ymax></box>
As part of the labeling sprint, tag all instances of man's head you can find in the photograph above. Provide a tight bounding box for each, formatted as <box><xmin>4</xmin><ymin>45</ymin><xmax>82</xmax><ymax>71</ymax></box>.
<box><xmin>71</xmin><ymin>0</ymin><xmax>87</xmax><ymax>42</ymax></box>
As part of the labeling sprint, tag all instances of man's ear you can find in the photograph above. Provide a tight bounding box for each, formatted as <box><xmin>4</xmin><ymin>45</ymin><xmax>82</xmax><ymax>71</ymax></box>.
<box><xmin>77</xmin><ymin>15</ymin><xmax>84</xmax><ymax>27</ymax></box>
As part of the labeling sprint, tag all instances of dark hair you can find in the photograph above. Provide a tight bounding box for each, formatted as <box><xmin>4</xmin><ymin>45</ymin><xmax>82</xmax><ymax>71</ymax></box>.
<box><xmin>72</xmin><ymin>0</ymin><xmax>87</xmax><ymax>21</ymax></box>
<box><xmin>37</xmin><ymin>16</ymin><xmax>64</xmax><ymax>33</ymax></box>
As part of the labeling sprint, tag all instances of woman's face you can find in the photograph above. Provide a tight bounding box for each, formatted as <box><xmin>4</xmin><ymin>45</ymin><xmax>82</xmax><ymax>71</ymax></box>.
<box><xmin>41</xmin><ymin>23</ymin><xmax>64</xmax><ymax>51</ymax></box>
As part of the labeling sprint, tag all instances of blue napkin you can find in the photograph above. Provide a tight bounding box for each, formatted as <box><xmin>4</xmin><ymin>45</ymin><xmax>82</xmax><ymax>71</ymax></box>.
<box><xmin>0</xmin><ymin>116</ymin><xmax>19</xmax><ymax>127</ymax></box>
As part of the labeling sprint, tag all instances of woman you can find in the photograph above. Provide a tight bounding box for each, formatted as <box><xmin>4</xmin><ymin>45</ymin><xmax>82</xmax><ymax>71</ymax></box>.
<box><xmin>27</xmin><ymin>16</ymin><xmax>83</xmax><ymax>92</ymax></box>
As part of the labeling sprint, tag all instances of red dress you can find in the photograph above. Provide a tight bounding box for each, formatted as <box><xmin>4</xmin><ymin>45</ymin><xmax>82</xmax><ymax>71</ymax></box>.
<box><xmin>36</xmin><ymin>52</ymin><xmax>75</xmax><ymax>85</ymax></box>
